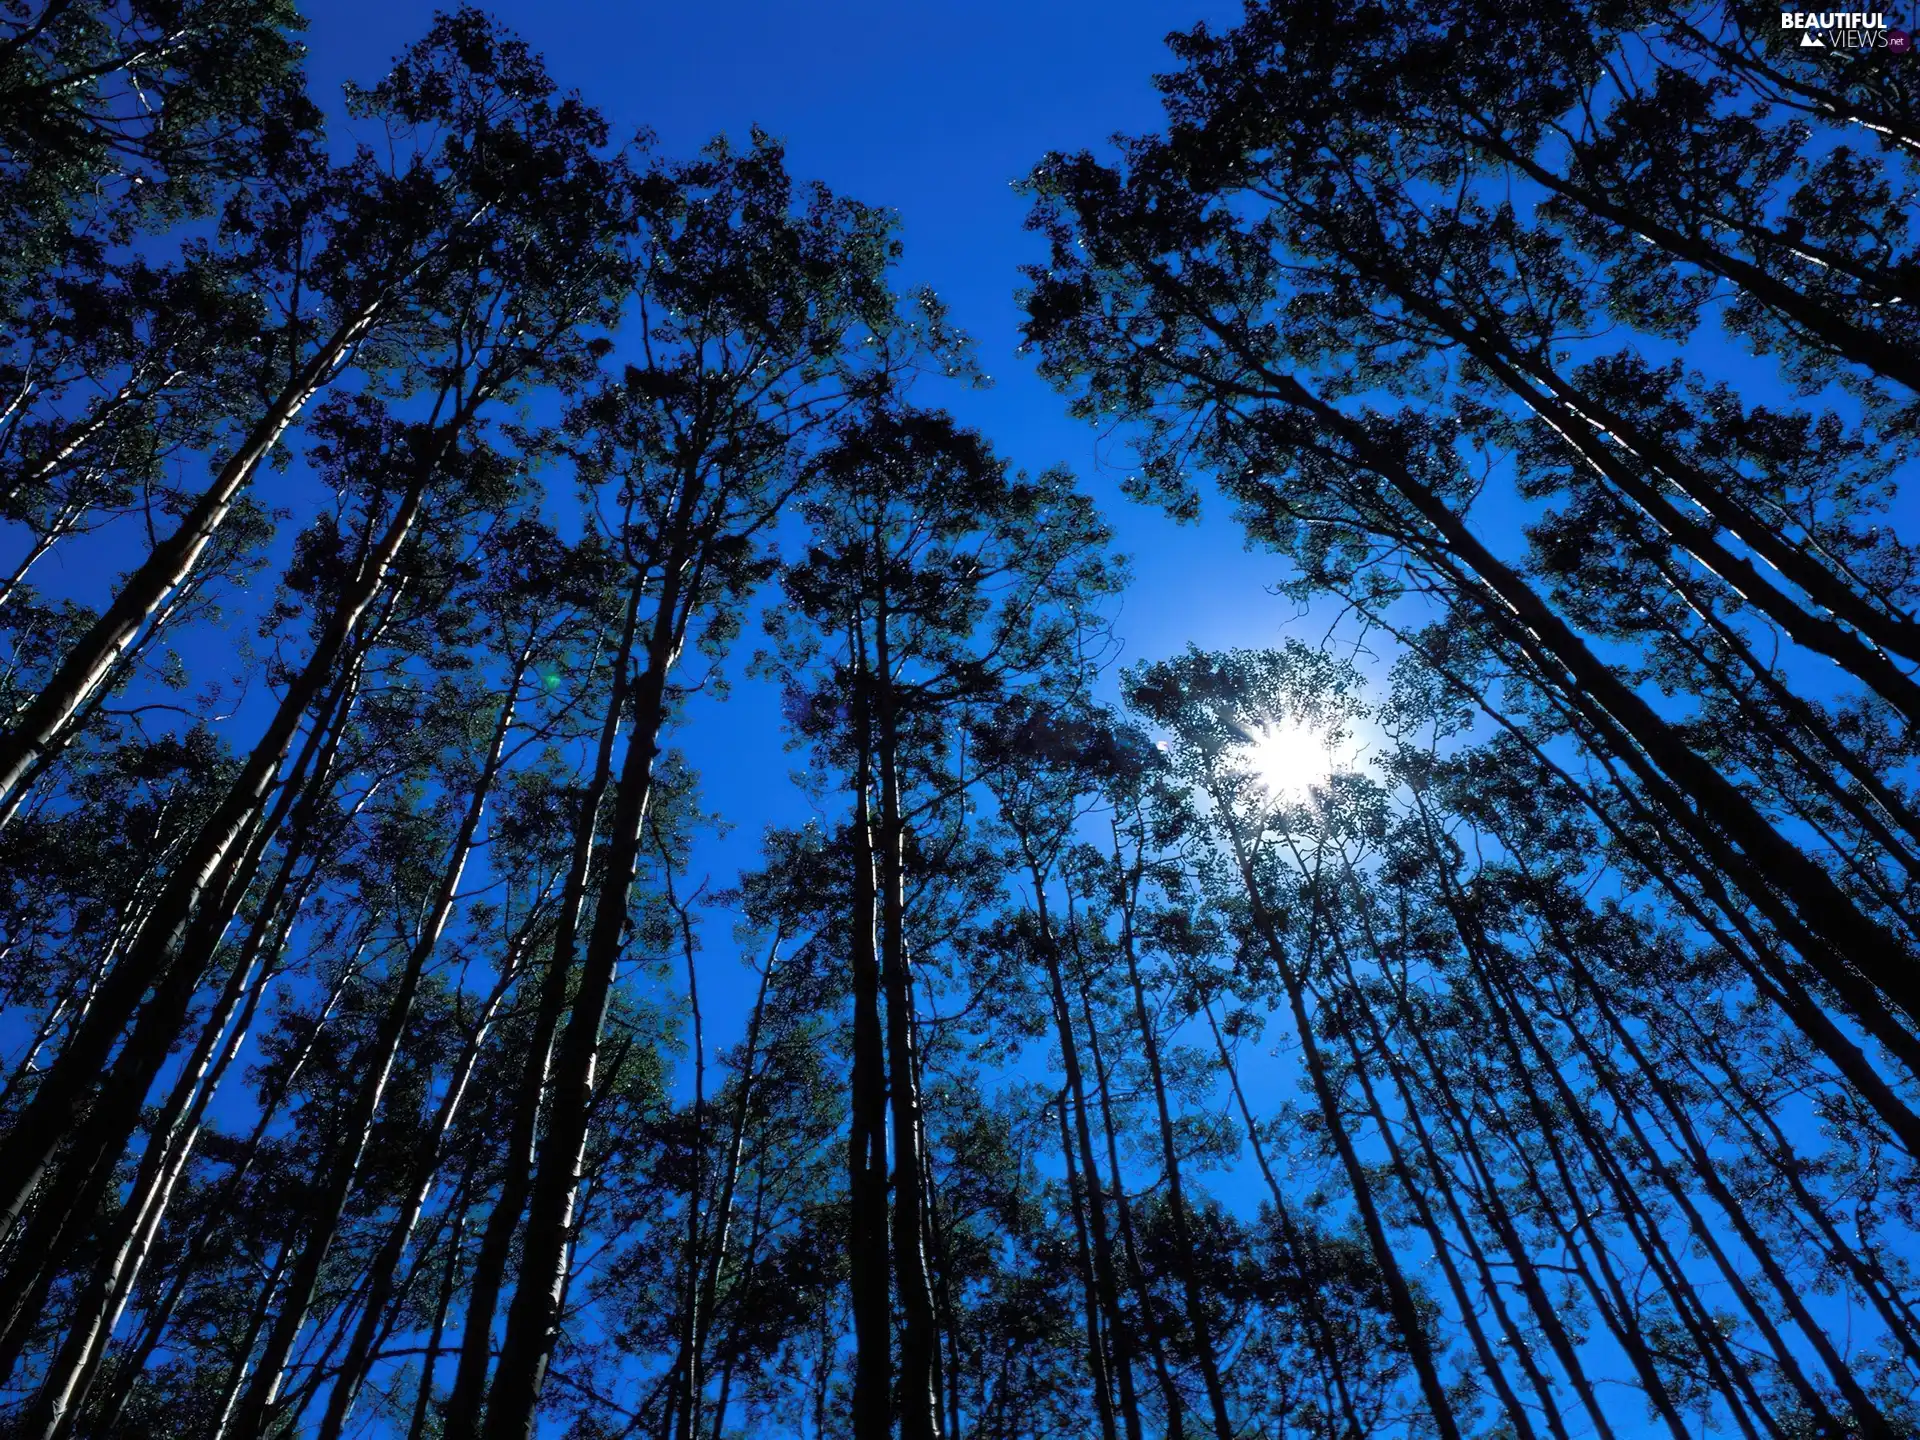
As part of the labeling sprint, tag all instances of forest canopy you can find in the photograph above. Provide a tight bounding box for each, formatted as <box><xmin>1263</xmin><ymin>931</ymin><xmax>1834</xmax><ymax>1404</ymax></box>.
<box><xmin>0</xmin><ymin>2</ymin><xmax>1917</xmax><ymax>1438</ymax></box>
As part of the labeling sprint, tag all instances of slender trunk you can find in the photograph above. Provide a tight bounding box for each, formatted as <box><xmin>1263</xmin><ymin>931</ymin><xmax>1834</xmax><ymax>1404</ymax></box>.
<box><xmin>1078</xmin><ymin>978</ymin><xmax>1187</xmax><ymax>1440</ymax></box>
<box><xmin>1681</xmin><ymin>1016</ymin><xmax>1920</xmax><ymax>1368</ymax></box>
<box><xmin>440</xmin><ymin>590</ymin><xmax>642</xmax><ymax>1440</ymax></box>
<box><xmin>1199</xmin><ymin>1001</ymin><xmax>1367</xmax><ymax>1436</ymax></box>
<box><xmin>1</xmin><ymin>366</ymin><xmax>172</xmax><ymax>509</ymax></box>
<box><xmin>1441</xmin><ymin>924</ymin><xmax>1700</xmax><ymax>1440</ymax></box>
<box><xmin>1337</xmin><ymin>998</ymin><xmax>1549</xmax><ymax>1440</ymax></box>
<box><xmin>808</xmin><ymin>1292</ymin><xmax>832</xmax><ymax>1440</ymax></box>
<box><xmin>0</xmin><ymin>987</ymin><xmax>74</xmax><ymax>1110</ymax></box>
<box><xmin>1337</xmin><ymin>869</ymin><xmax>1606</xmax><ymax>1440</ymax></box>
<box><xmin>1354</xmin><ymin>244</ymin><xmax>1920</xmax><ymax>683</ymax></box>
<box><xmin>1272</xmin><ymin>953</ymin><xmax>1462</xmax><ymax>1440</ymax></box>
<box><xmin>1324</xmin><ymin>899</ymin><xmax>1572</xmax><ymax>1440</ymax></box>
<box><xmin>33</xmin><ymin>910</ymin><xmax>285</xmax><ymax>1440</ymax></box>
<box><xmin>0</xmin><ymin>589</ymin><xmax>384</xmax><ymax>1376</ymax></box>
<box><xmin>1537</xmin><ymin>953</ymin><xmax>1893</xmax><ymax>1436</ymax></box>
<box><xmin>0</xmin><ymin>554</ymin><xmax>217</xmax><ymax>816</ymax></box>
<box><xmin>1376</xmin><ymin>432</ymin><xmax>1916</xmax><ymax>1027</ymax></box>
<box><xmin>1463</xmin><ymin>115</ymin><xmax>1920</xmax><ymax>396</ymax></box>
<box><xmin>917</xmin><ymin>1062</ymin><xmax>958</xmax><ymax>1440</ymax></box>
<box><xmin>667</xmin><ymin>885</ymin><xmax>709</xmax><ymax>1440</ymax></box>
<box><xmin>847</xmin><ymin>634</ymin><xmax>894</xmax><ymax>1440</ymax></box>
<box><xmin>1502</xmin><ymin>342</ymin><xmax>1920</xmax><ymax>709</ymax></box>
<box><xmin>232</xmin><ymin>654</ymin><xmax>525</xmax><ymax>1436</ymax></box>
<box><xmin>1381</xmin><ymin>996</ymin><xmax>1621</xmax><ymax>1440</ymax></box>
<box><xmin>480</xmin><ymin>497</ymin><xmax>706</xmax><ymax>1440</ymax></box>
<box><xmin>1033</xmin><ymin>876</ymin><xmax>1137</xmax><ymax>1440</ymax></box>
<box><xmin>683</xmin><ymin>941</ymin><xmax>780</xmax><ymax>1438</ymax></box>
<box><xmin>1438</xmin><ymin>881</ymin><xmax>1776</xmax><ymax>1440</ymax></box>
<box><xmin>870</xmin><ymin>591</ymin><xmax>945</xmax><ymax>1440</ymax></box>
<box><xmin>1532</xmin><ymin>992</ymin><xmax>1801</xmax><ymax>1437</ymax></box>
<box><xmin>0</xmin><ymin>464</ymin><xmax>432</xmax><ymax>1256</ymax></box>
<box><xmin>270</xmin><ymin>1253</ymin><xmax>386</xmax><ymax>1435</ymax></box>
<box><xmin>0</xmin><ymin>307</ymin><xmax>385</xmax><ymax>809</ymax></box>
<box><xmin>1375</xmin><ymin>611</ymin><xmax>1920</xmax><ymax>1147</ymax></box>
<box><xmin>1110</xmin><ymin>844</ymin><xmax>1233</xmax><ymax>1440</ymax></box>
<box><xmin>708</xmin><ymin>1355</ymin><xmax>736</xmax><ymax>1440</ymax></box>
<box><xmin>1597</xmin><ymin>764</ymin><xmax>1920</xmax><ymax>1145</ymax></box>
<box><xmin>410</xmin><ymin>1208</ymin><xmax>469</xmax><ymax>1440</ymax></box>
<box><xmin>316</xmin><ymin>914</ymin><xmax>539</xmax><ymax>1440</ymax></box>
<box><xmin>1214</xmin><ymin>812</ymin><xmax>1462</xmax><ymax>1440</ymax></box>
<box><xmin>0</xmin><ymin>495</ymin><xmax>86</xmax><ymax>610</ymax></box>
<box><xmin>705</xmin><ymin>1169</ymin><xmax>769</xmax><ymax>1440</ymax></box>
<box><xmin>25</xmin><ymin>644</ymin><xmax>372</xmax><ymax>1431</ymax></box>
<box><xmin>1641</xmin><ymin>544</ymin><xmax>1920</xmax><ymax>873</ymax></box>
<box><xmin>1463</xmin><ymin>549</ymin><xmax>1920</xmax><ymax>1068</ymax></box>
<box><xmin>1057</xmin><ymin>1090</ymin><xmax>1120</xmax><ymax>1440</ymax></box>
<box><xmin>86</xmin><ymin>943</ymin><xmax>366</xmax><ymax>1434</ymax></box>
<box><xmin>316</xmin><ymin>1186</ymin><xmax>475</xmax><ymax>1425</ymax></box>
<box><xmin>209</xmin><ymin>1243</ymin><xmax>293</xmax><ymax>1440</ymax></box>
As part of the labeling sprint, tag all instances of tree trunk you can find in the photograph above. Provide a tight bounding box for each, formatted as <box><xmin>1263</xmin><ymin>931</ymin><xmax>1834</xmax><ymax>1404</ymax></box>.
<box><xmin>479</xmin><ymin>495</ymin><xmax>705</xmax><ymax>1440</ymax></box>
<box><xmin>440</xmin><ymin>588</ymin><xmax>641</xmax><ymax>1440</ymax></box>
<box><xmin>1434</xmin><ymin>871</ymin><xmax>1777</xmax><ymax>1440</ymax></box>
<box><xmin>208</xmin><ymin>1243</ymin><xmax>294</xmax><ymax>1440</ymax></box>
<box><xmin>0</xmin><ymin>584</ymin><xmax>389</xmax><ymax>1373</ymax></box>
<box><xmin>0</xmin><ymin>305</ymin><xmax>388</xmax><ymax>810</ymax></box>
<box><xmin>1056</xmin><ymin>1089</ymin><xmax>1120</xmax><ymax>1440</ymax></box>
<box><xmin>679</xmin><ymin>939</ymin><xmax>781</xmax><ymax>1440</ymax></box>
<box><xmin>1077</xmin><ymin>978</ymin><xmax>1188</xmax><ymax>1440</ymax></box>
<box><xmin>0</xmin><ymin>462</ymin><xmax>433</xmax><ymax>1257</ymax></box>
<box><xmin>1377</xmin><ymin>993</ymin><xmax>1621</xmax><ymax>1440</ymax></box>
<box><xmin>85</xmin><ymin>943</ymin><xmax>367</xmax><ymax>1435</ymax></box>
<box><xmin>1347</xmin><ymin>240</ymin><xmax>1920</xmax><ymax>685</ymax></box>
<box><xmin>1212</xmin><ymin>810</ymin><xmax>1463</xmax><ymax>1440</ymax></box>
<box><xmin>1678</xmin><ymin>1012</ymin><xmax>1920</xmax><ymax>1369</ymax></box>
<box><xmin>1377</xmin><ymin>618</ymin><xmax>1920</xmax><ymax>1149</ymax></box>
<box><xmin>1532</xmin><ymin>936</ymin><xmax>1893</xmax><ymax>1436</ymax></box>
<box><xmin>872</xmin><ymin>596</ymin><xmax>944</xmax><ymax>1440</ymax></box>
<box><xmin>1639</xmin><ymin>545</ymin><xmax>1920</xmax><ymax>875</ymax></box>
<box><xmin>1157</xmin><ymin>274</ymin><xmax>1920</xmax><ymax>1036</ymax></box>
<box><xmin>1199</xmin><ymin>1000</ymin><xmax>1369</xmax><ymax>1436</ymax></box>
<box><xmin>1324</xmin><ymin>915</ymin><xmax>1565</xmax><ymax>1440</ymax></box>
<box><xmin>1462</xmin><ymin>115</ymin><xmax>1920</xmax><ymax>396</ymax></box>
<box><xmin>410</xmin><ymin>1207</ymin><xmax>469</xmax><ymax>1440</ymax></box>
<box><xmin>1440</xmin><ymin>926</ymin><xmax>1699</xmax><ymax>1440</ymax></box>
<box><xmin>33</xmin><ymin>902</ymin><xmax>287</xmax><ymax>1440</ymax></box>
<box><xmin>23</xmin><ymin>622</ymin><xmax>376</xmax><ymax>1430</ymax></box>
<box><xmin>1034</xmin><ymin>872</ymin><xmax>1141</xmax><ymax>1440</ymax></box>
<box><xmin>666</xmin><ymin>877</ymin><xmax>710</xmax><ymax>1440</ymax></box>
<box><xmin>1110</xmin><ymin>841</ymin><xmax>1233</xmax><ymax>1440</ymax></box>
<box><xmin>846</xmin><ymin>636</ymin><xmax>894</xmax><ymax>1440</ymax></box>
<box><xmin>231</xmin><ymin>651</ymin><xmax>526</xmax><ymax>1436</ymax></box>
<box><xmin>316</xmin><ymin>909</ymin><xmax>540</xmax><ymax>1440</ymax></box>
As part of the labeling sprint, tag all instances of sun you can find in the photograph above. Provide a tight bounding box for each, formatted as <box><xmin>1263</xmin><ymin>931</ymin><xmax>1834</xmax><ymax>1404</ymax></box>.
<box><xmin>1234</xmin><ymin>720</ymin><xmax>1333</xmax><ymax>802</ymax></box>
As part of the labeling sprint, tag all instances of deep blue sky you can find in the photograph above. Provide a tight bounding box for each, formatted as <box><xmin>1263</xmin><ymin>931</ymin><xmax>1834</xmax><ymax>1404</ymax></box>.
<box><xmin>302</xmin><ymin>1</ymin><xmax>1301</xmax><ymax>870</ymax></box>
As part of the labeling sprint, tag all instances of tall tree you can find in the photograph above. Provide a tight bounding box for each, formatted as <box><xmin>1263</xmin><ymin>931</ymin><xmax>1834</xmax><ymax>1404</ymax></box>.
<box><xmin>770</xmin><ymin>405</ymin><xmax>1119</xmax><ymax>1440</ymax></box>
<box><xmin>466</xmin><ymin>134</ymin><xmax>951</xmax><ymax>1440</ymax></box>
<box><xmin>0</xmin><ymin>2</ymin><xmax>634</xmax><ymax>1365</ymax></box>
<box><xmin>1019</xmin><ymin>1</ymin><xmax>1920</xmax><ymax>1112</ymax></box>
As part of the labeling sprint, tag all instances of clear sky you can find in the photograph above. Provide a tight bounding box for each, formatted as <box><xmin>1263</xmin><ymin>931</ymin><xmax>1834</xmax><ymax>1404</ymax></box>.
<box><xmin>300</xmin><ymin>0</ymin><xmax>1303</xmax><ymax>876</ymax></box>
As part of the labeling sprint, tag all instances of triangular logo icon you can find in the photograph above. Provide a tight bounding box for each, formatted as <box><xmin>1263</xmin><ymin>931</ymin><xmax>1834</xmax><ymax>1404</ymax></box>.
<box><xmin>1800</xmin><ymin>29</ymin><xmax>1826</xmax><ymax>45</ymax></box>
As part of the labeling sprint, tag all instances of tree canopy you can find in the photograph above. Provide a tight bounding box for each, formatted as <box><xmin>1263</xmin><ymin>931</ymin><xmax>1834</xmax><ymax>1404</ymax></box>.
<box><xmin>1</xmin><ymin>2</ymin><xmax>1917</xmax><ymax>1437</ymax></box>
